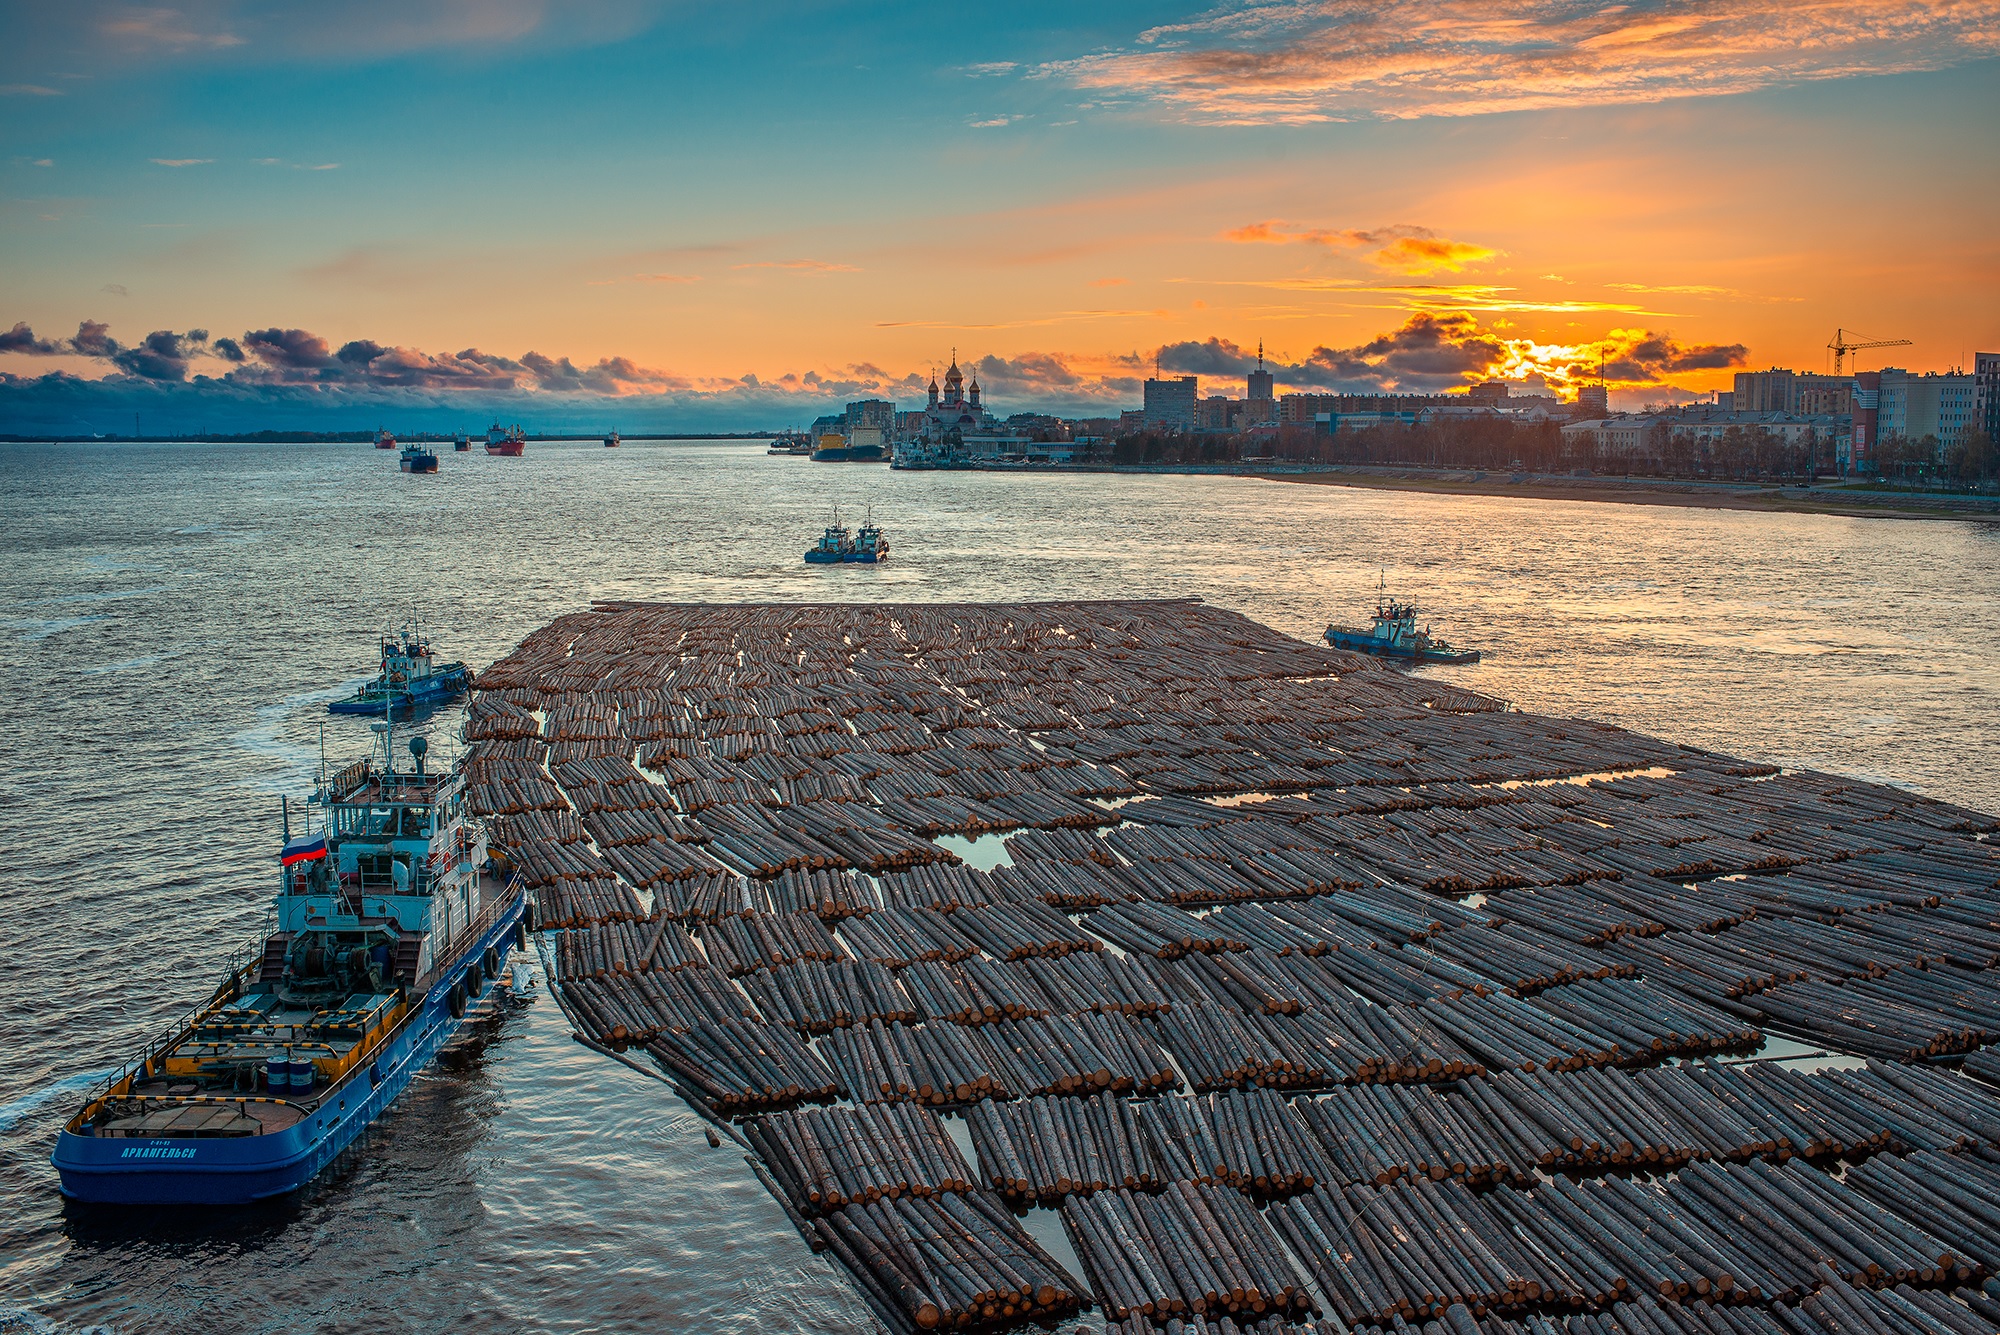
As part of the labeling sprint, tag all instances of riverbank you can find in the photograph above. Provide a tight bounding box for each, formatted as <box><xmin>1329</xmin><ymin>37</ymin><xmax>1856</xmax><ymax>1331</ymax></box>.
<box><xmin>1259</xmin><ymin>465</ymin><xmax>2000</xmax><ymax>523</ymax></box>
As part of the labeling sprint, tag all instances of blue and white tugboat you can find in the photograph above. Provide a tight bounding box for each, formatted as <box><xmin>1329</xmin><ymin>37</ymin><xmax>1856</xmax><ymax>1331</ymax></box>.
<box><xmin>399</xmin><ymin>439</ymin><xmax>439</xmax><ymax>474</ymax></box>
<box><xmin>329</xmin><ymin>625</ymin><xmax>472</xmax><ymax>716</ymax></box>
<box><xmin>805</xmin><ymin>512</ymin><xmax>853</xmax><ymax>564</ymax></box>
<box><xmin>1325</xmin><ymin>578</ymin><xmax>1480</xmax><ymax>665</ymax></box>
<box><xmin>845</xmin><ymin>515</ymin><xmax>889</xmax><ymax>564</ymax></box>
<box><xmin>51</xmin><ymin>722</ymin><xmax>528</xmax><ymax>1204</ymax></box>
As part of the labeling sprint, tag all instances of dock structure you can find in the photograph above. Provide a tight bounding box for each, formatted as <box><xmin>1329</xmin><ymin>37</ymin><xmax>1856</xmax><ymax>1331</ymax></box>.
<box><xmin>467</xmin><ymin>599</ymin><xmax>2000</xmax><ymax>1335</ymax></box>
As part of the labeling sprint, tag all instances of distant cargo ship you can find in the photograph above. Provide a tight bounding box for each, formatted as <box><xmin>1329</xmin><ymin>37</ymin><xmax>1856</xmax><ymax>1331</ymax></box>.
<box><xmin>484</xmin><ymin>423</ymin><xmax>525</xmax><ymax>456</ymax></box>
<box><xmin>399</xmin><ymin>440</ymin><xmax>439</xmax><ymax>474</ymax></box>
<box><xmin>604</xmin><ymin>430</ymin><xmax>620</xmax><ymax>448</ymax></box>
<box><xmin>452</xmin><ymin>434</ymin><xmax>471</xmax><ymax>452</ymax></box>
<box><xmin>811</xmin><ymin>426</ymin><xmax>887</xmax><ymax>463</ymax></box>
<box><xmin>1325</xmin><ymin>580</ymin><xmax>1480</xmax><ymax>665</ymax></box>
<box><xmin>374</xmin><ymin>428</ymin><xmax>397</xmax><ymax>450</ymax></box>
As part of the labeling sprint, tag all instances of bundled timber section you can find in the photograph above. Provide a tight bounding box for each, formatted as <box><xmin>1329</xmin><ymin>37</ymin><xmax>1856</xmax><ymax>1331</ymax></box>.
<box><xmin>467</xmin><ymin>599</ymin><xmax>2000</xmax><ymax>1335</ymax></box>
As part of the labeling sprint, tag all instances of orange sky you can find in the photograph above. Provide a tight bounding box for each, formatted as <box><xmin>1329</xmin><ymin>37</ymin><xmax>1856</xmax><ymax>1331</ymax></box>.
<box><xmin>3</xmin><ymin>2</ymin><xmax>1997</xmax><ymax>423</ymax></box>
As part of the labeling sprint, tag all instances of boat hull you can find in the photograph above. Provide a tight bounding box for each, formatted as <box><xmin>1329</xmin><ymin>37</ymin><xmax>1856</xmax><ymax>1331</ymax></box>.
<box><xmin>52</xmin><ymin>889</ymin><xmax>526</xmax><ymax>1205</ymax></box>
<box><xmin>809</xmin><ymin>445</ymin><xmax>886</xmax><ymax>463</ymax></box>
<box><xmin>1324</xmin><ymin>628</ymin><xmax>1480</xmax><ymax>665</ymax></box>
<box><xmin>485</xmin><ymin>443</ymin><xmax>524</xmax><ymax>456</ymax></box>
<box><xmin>399</xmin><ymin>457</ymin><xmax>439</xmax><ymax>474</ymax></box>
<box><xmin>804</xmin><ymin>551</ymin><xmax>843</xmax><ymax>564</ymax></box>
<box><xmin>841</xmin><ymin>553</ymin><xmax>886</xmax><ymax>564</ymax></box>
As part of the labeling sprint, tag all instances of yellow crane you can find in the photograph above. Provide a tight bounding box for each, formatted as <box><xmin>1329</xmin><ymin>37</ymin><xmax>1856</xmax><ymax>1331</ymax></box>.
<box><xmin>1826</xmin><ymin>327</ymin><xmax>1912</xmax><ymax>375</ymax></box>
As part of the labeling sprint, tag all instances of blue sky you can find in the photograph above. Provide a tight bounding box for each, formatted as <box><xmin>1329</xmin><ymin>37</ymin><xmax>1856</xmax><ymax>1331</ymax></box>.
<box><xmin>3</xmin><ymin>1</ymin><xmax>1997</xmax><ymax>433</ymax></box>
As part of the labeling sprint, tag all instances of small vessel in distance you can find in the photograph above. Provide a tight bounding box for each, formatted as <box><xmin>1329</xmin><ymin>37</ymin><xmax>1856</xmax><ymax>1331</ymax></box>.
<box><xmin>1325</xmin><ymin>578</ymin><xmax>1480</xmax><ymax>665</ymax></box>
<box><xmin>805</xmin><ymin>512</ymin><xmax>853</xmax><ymax>564</ymax></box>
<box><xmin>49</xmin><ymin>724</ymin><xmax>527</xmax><ymax>1204</ymax></box>
<box><xmin>848</xmin><ymin>516</ymin><xmax>889</xmax><ymax>564</ymax></box>
<box><xmin>452</xmin><ymin>433</ymin><xmax>471</xmax><ymax>452</ymax></box>
<box><xmin>398</xmin><ymin>440</ymin><xmax>439</xmax><ymax>474</ymax></box>
<box><xmin>329</xmin><ymin>625</ymin><xmax>473</xmax><ymax>716</ymax></box>
<box><xmin>374</xmin><ymin>427</ymin><xmax>397</xmax><ymax>450</ymax></box>
<box><xmin>484</xmin><ymin>423</ymin><xmax>525</xmax><ymax>456</ymax></box>
<box><xmin>767</xmin><ymin>433</ymin><xmax>813</xmax><ymax>456</ymax></box>
<box><xmin>811</xmin><ymin>428</ymin><xmax>887</xmax><ymax>463</ymax></box>
<box><xmin>604</xmin><ymin>430</ymin><xmax>620</xmax><ymax>448</ymax></box>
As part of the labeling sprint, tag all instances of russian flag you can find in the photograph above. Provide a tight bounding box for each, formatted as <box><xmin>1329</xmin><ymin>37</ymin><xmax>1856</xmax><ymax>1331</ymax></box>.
<box><xmin>281</xmin><ymin>834</ymin><xmax>328</xmax><ymax>866</ymax></box>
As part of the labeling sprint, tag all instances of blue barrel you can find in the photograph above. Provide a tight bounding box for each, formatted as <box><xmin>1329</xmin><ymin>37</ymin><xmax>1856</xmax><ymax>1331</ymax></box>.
<box><xmin>265</xmin><ymin>1056</ymin><xmax>289</xmax><ymax>1093</ymax></box>
<box><xmin>290</xmin><ymin>1059</ymin><xmax>316</xmax><ymax>1093</ymax></box>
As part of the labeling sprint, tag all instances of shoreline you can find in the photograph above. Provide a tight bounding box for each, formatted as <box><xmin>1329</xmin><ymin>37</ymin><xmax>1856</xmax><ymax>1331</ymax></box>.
<box><xmin>1256</xmin><ymin>466</ymin><xmax>2000</xmax><ymax>523</ymax></box>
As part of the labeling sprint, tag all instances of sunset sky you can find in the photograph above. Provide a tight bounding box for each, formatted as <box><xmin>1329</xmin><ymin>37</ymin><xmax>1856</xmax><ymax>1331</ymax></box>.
<box><xmin>2</xmin><ymin>0</ymin><xmax>1997</xmax><ymax>431</ymax></box>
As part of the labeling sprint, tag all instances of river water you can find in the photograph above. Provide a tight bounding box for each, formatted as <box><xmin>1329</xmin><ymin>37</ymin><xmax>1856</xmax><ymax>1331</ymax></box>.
<box><xmin>1</xmin><ymin>439</ymin><xmax>1995</xmax><ymax>1334</ymax></box>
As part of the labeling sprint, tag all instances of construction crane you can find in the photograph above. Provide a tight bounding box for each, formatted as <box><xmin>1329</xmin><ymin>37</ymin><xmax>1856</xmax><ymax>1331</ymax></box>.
<box><xmin>1827</xmin><ymin>328</ymin><xmax>1912</xmax><ymax>375</ymax></box>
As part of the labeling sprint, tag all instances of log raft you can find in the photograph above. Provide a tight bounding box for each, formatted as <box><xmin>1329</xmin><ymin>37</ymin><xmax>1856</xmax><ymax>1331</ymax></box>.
<box><xmin>476</xmin><ymin>600</ymin><xmax>2000</xmax><ymax>1333</ymax></box>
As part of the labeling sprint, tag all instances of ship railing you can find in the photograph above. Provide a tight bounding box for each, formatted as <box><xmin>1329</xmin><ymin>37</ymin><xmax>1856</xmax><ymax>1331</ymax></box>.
<box><xmin>71</xmin><ymin>913</ymin><xmax>275</xmax><ymax>1120</ymax></box>
<box><xmin>410</xmin><ymin>878</ymin><xmax>522</xmax><ymax>996</ymax></box>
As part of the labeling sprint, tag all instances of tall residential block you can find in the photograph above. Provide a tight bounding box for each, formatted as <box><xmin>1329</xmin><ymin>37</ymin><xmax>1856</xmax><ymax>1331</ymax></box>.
<box><xmin>1143</xmin><ymin>375</ymin><xmax>1198</xmax><ymax>430</ymax></box>
<box><xmin>1977</xmin><ymin>353</ymin><xmax>2000</xmax><ymax>443</ymax></box>
<box><xmin>1875</xmin><ymin>368</ymin><xmax>1977</xmax><ymax>446</ymax></box>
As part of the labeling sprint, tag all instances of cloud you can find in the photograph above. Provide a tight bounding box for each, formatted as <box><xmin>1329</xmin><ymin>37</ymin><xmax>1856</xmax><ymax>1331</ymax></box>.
<box><xmin>1153</xmin><ymin>316</ymin><xmax>1748</xmax><ymax>395</ymax></box>
<box><xmin>589</xmin><ymin>272</ymin><xmax>702</xmax><ymax>286</ymax></box>
<box><xmin>101</xmin><ymin>283</ymin><xmax>129</xmax><ymax>296</ymax></box>
<box><xmin>150</xmin><ymin>157</ymin><xmax>213</xmax><ymax>166</ymax></box>
<box><xmin>965</xmin><ymin>62</ymin><xmax>1018</xmax><ymax>77</ymax></box>
<box><xmin>71</xmin><ymin>320</ymin><xmax>120</xmax><ymax>357</ymax></box>
<box><xmin>241</xmin><ymin>326</ymin><xmax>333</xmax><ymax>369</ymax></box>
<box><xmin>1</xmin><ymin>312</ymin><xmax>1753</xmax><ymax>434</ymax></box>
<box><xmin>0</xmin><ymin>322</ymin><xmax>67</xmax><ymax>355</ymax></box>
<box><xmin>112</xmin><ymin>327</ymin><xmax>209</xmax><ymax>379</ymax></box>
<box><xmin>1043</xmin><ymin>0</ymin><xmax>2000</xmax><ymax>124</ymax></box>
<box><xmin>101</xmin><ymin>8</ymin><xmax>246</xmax><ymax>51</ymax></box>
<box><xmin>1224</xmin><ymin>220</ymin><xmax>1497</xmax><ymax>274</ymax></box>
<box><xmin>1090</xmin><ymin>278</ymin><xmax>1128</xmax><ymax>288</ymax></box>
<box><xmin>969</xmin><ymin>116</ymin><xmax>1017</xmax><ymax>128</ymax></box>
<box><xmin>732</xmin><ymin>259</ymin><xmax>861</xmax><ymax>274</ymax></box>
<box><xmin>1</xmin><ymin>84</ymin><xmax>63</xmax><ymax>96</ymax></box>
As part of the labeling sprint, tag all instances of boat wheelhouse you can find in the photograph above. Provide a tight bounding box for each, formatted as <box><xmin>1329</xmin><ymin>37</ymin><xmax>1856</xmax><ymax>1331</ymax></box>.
<box><xmin>51</xmin><ymin>724</ymin><xmax>526</xmax><ymax>1204</ymax></box>
<box><xmin>398</xmin><ymin>440</ymin><xmax>439</xmax><ymax>474</ymax></box>
<box><xmin>328</xmin><ymin>625</ymin><xmax>472</xmax><ymax>716</ymax></box>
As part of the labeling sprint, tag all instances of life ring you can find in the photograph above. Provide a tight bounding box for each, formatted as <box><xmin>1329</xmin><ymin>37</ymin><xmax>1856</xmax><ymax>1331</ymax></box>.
<box><xmin>448</xmin><ymin>984</ymin><xmax>466</xmax><ymax>1019</ymax></box>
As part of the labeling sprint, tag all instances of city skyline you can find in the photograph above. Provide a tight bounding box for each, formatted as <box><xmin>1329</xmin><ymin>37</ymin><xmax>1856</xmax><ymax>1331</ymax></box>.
<box><xmin>2</xmin><ymin>1</ymin><xmax>1996</xmax><ymax>430</ymax></box>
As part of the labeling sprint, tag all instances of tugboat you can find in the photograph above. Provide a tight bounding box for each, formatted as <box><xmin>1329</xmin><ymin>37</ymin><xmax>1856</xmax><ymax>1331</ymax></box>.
<box><xmin>846</xmin><ymin>515</ymin><xmax>889</xmax><ymax>564</ymax></box>
<box><xmin>484</xmin><ymin>423</ymin><xmax>525</xmax><ymax>456</ymax></box>
<box><xmin>328</xmin><ymin>625</ymin><xmax>473</xmax><ymax>716</ymax></box>
<box><xmin>1325</xmin><ymin>577</ymin><xmax>1481</xmax><ymax>665</ymax></box>
<box><xmin>50</xmin><ymin>721</ymin><xmax>528</xmax><ymax>1204</ymax></box>
<box><xmin>603</xmin><ymin>430</ymin><xmax>620</xmax><ymax>448</ymax></box>
<box><xmin>398</xmin><ymin>439</ymin><xmax>439</xmax><ymax>474</ymax></box>
<box><xmin>805</xmin><ymin>512</ymin><xmax>853</xmax><ymax>564</ymax></box>
<box><xmin>452</xmin><ymin>433</ymin><xmax>471</xmax><ymax>453</ymax></box>
<box><xmin>374</xmin><ymin>427</ymin><xmax>397</xmax><ymax>450</ymax></box>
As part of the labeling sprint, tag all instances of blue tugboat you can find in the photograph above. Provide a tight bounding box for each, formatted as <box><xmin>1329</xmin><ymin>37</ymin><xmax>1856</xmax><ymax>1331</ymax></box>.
<box><xmin>1325</xmin><ymin>578</ymin><xmax>1481</xmax><ymax>665</ymax></box>
<box><xmin>51</xmin><ymin>723</ymin><xmax>528</xmax><ymax>1204</ymax></box>
<box><xmin>399</xmin><ymin>440</ymin><xmax>439</xmax><ymax>474</ymax></box>
<box><xmin>329</xmin><ymin>626</ymin><xmax>472</xmax><ymax>716</ymax></box>
<box><xmin>805</xmin><ymin>513</ymin><xmax>853</xmax><ymax>564</ymax></box>
<box><xmin>846</xmin><ymin>515</ymin><xmax>889</xmax><ymax>564</ymax></box>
